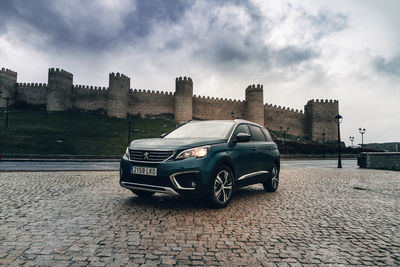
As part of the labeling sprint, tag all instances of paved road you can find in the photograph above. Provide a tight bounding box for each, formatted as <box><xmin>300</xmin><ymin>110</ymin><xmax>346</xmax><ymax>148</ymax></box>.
<box><xmin>0</xmin><ymin>168</ymin><xmax>399</xmax><ymax>266</ymax></box>
<box><xmin>0</xmin><ymin>159</ymin><xmax>357</xmax><ymax>171</ymax></box>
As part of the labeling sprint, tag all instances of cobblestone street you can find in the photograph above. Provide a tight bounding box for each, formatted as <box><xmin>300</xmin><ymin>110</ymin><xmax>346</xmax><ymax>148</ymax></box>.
<box><xmin>0</xmin><ymin>168</ymin><xmax>399</xmax><ymax>266</ymax></box>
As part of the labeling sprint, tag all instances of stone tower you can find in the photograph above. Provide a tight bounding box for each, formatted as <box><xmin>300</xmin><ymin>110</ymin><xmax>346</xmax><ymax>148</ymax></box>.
<box><xmin>46</xmin><ymin>68</ymin><xmax>73</xmax><ymax>111</ymax></box>
<box><xmin>245</xmin><ymin>84</ymin><xmax>264</xmax><ymax>125</ymax></box>
<box><xmin>174</xmin><ymin>76</ymin><xmax>193</xmax><ymax>122</ymax></box>
<box><xmin>107</xmin><ymin>72</ymin><xmax>130</xmax><ymax>118</ymax></box>
<box><xmin>304</xmin><ymin>99</ymin><xmax>339</xmax><ymax>142</ymax></box>
<box><xmin>0</xmin><ymin>68</ymin><xmax>17</xmax><ymax>108</ymax></box>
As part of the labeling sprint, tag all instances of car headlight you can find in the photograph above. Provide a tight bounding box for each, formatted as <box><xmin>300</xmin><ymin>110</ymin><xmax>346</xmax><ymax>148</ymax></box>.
<box><xmin>176</xmin><ymin>146</ymin><xmax>210</xmax><ymax>160</ymax></box>
<box><xmin>125</xmin><ymin>147</ymin><xmax>129</xmax><ymax>157</ymax></box>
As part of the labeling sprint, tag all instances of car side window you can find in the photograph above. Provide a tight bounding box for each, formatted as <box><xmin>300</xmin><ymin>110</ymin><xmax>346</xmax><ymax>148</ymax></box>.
<box><xmin>248</xmin><ymin>125</ymin><xmax>266</xmax><ymax>142</ymax></box>
<box><xmin>232</xmin><ymin>124</ymin><xmax>251</xmax><ymax>141</ymax></box>
<box><xmin>262</xmin><ymin>128</ymin><xmax>273</xmax><ymax>142</ymax></box>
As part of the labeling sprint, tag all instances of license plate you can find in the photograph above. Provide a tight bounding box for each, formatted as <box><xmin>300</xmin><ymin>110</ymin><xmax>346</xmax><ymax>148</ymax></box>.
<box><xmin>131</xmin><ymin>166</ymin><xmax>157</xmax><ymax>176</ymax></box>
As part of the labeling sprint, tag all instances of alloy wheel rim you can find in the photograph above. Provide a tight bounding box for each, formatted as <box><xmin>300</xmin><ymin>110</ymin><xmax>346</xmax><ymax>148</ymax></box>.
<box><xmin>271</xmin><ymin>166</ymin><xmax>279</xmax><ymax>189</ymax></box>
<box><xmin>214</xmin><ymin>170</ymin><xmax>233</xmax><ymax>204</ymax></box>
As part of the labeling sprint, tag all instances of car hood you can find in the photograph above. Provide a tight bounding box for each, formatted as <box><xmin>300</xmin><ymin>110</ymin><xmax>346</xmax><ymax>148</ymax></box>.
<box><xmin>129</xmin><ymin>138</ymin><xmax>227</xmax><ymax>150</ymax></box>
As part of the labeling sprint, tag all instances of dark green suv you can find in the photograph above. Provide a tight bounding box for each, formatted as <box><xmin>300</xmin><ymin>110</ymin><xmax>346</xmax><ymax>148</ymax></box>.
<box><xmin>120</xmin><ymin>119</ymin><xmax>280</xmax><ymax>208</ymax></box>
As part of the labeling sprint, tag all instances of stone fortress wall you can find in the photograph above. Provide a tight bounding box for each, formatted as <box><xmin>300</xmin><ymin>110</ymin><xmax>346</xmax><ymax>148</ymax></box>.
<box><xmin>0</xmin><ymin>67</ymin><xmax>339</xmax><ymax>141</ymax></box>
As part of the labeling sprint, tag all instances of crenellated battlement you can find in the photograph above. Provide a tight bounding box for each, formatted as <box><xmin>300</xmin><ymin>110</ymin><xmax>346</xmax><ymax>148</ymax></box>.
<box><xmin>74</xmin><ymin>84</ymin><xmax>107</xmax><ymax>91</ymax></box>
<box><xmin>307</xmin><ymin>99</ymin><xmax>338</xmax><ymax>104</ymax></box>
<box><xmin>49</xmin><ymin>68</ymin><xmax>73</xmax><ymax>79</ymax></box>
<box><xmin>109</xmin><ymin>72</ymin><xmax>130</xmax><ymax>82</ymax></box>
<box><xmin>0</xmin><ymin>67</ymin><xmax>17</xmax><ymax>77</ymax></box>
<box><xmin>246</xmin><ymin>84</ymin><xmax>263</xmax><ymax>92</ymax></box>
<box><xmin>17</xmin><ymin>82</ymin><xmax>47</xmax><ymax>88</ymax></box>
<box><xmin>193</xmin><ymin>94</ymin><xmax>244</xmax><ymax>103</ymax></box>
<box><xmin>264</xmin><ymin>103</ymin><xmax>304</xmax><ymax>114</ymax></box>
<box><xmin>175</xmin><ymin>76</ymin><xmax>193</xmax><ymax>84</ymax></box>
<box><xmin>131</xmin><ymin>89</ymin><xmax>174</xmax><ymax>96</ymax></box>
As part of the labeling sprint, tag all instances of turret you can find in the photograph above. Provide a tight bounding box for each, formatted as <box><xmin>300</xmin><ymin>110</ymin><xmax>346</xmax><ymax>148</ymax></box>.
<box><xmin>304</xmin><ymin>99</ymin><xmax>339</xmax><ymax>142</ymax></box>
<box><xmin>174</xmin><ymin>76</ymin><xmax>193</xmax><ymax>122</ymax></box>
<box><xmin>46</xmin><ymin>68</ymin><xmax>73</xmax><ymax>111</ymax></box>
<box><xmin>0</xmin><ymin>68</ymin><xmax>18</xmax><ymax>108</ymax></box>
<box><xmin>245</xmin><ymin>84</ymin><xmax>264</xmax><ymax>125</ymax></box>
<box><xmin>107</xmin><ymin>72</ymin><xmax>130</xmax><ymax>118</ymax></box>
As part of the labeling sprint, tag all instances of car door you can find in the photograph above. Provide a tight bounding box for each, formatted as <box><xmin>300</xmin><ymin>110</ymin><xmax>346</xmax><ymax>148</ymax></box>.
<box><xmin>229</xmin><ymin>123</ymin><xmax>258</xmax><ymax>179</ymax></box>
<box><xmin>261</xmin><ymin>127</ymin><xmax>277</xmax><ymax>171</ymax></box>
<box><xmin>248</xmin><ymin>124</ymin><xmax>271</xmax><ymax>172</ymax></box>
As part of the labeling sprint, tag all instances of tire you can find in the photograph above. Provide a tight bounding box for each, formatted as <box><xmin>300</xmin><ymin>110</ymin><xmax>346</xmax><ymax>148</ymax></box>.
<box><xmin>207</xmin><ymin>165</ymin><xmax>234</xmax><ymax>209</ymax></box>
<box><xmin>130</xmin><ymin>190</ymin><xmax>155</xmax><ymax>197</ymax></box>
<box><xmin>263</xmin><ymin>164</ymin><xmax>279</xmax><ymax>192</ymax></box>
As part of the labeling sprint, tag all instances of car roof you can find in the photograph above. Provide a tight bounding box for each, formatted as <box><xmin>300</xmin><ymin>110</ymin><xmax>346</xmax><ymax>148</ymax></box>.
<box><xmin>188</xmin><ymin>119</ymin><xmax>265</xmax><ymax>129</ymax></box>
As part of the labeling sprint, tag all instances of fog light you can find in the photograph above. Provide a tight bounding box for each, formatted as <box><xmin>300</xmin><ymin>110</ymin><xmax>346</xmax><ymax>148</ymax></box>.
<box><xmin>191</xmin><ymin>181</ymin><xmax>196</xmax><ymax>188</ymax></box>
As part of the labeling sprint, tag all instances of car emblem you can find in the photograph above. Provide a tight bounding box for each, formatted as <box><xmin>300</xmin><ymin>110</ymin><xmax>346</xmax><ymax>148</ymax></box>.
<box><xmin>143</xmin><ymin>152</ymin><xmax>149</xmax><ymax>160</ymax></box>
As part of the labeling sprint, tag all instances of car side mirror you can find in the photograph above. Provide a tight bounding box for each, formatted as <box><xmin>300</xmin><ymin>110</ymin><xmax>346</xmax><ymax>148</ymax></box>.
<box><xmin>160</xmin><ymin>133</ymin><xmax>167</xmax><ymax>138</ymax></box>
<box><xmin>236</xmin><ymin>133</ymin><xmax>251</xmax><ymax>142</ymax></box>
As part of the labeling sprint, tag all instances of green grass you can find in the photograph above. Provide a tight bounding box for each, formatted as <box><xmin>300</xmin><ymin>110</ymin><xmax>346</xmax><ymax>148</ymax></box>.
<box><xmin>0</xmin><ymin>108</ymin><xmax>177</xmax><ymax>155</ymax></box>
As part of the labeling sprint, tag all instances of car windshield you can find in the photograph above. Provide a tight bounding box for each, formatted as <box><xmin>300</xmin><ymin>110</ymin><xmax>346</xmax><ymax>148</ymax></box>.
<box><xmin>164</xmin><ymin>121</ymin><xmax>235</xmax><ymax>139</ymax></box>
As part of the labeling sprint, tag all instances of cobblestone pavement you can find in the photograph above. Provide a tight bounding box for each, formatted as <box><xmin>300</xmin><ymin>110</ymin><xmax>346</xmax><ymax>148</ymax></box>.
<box><xmin>0</xmin><ymin>168</ymin><xmax>399</xmax><ymax>266</ymax></box>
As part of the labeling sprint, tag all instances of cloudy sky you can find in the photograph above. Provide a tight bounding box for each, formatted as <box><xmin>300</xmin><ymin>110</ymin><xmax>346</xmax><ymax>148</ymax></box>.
<box><xmin>1</xmin><ymin>0</ymin><xmax>399</xmax><ymax>145</ymax></box>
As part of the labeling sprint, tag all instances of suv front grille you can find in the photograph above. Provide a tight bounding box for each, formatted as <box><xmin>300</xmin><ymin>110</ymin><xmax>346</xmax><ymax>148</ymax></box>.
<box><xmin>129</xmin><ymin>150</ymin><xmax>174</xmax><ymax>163</ymax></box>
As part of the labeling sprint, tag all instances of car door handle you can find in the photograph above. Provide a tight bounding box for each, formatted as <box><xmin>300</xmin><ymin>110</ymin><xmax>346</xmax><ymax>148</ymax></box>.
<box><xmin>251</xmin><ymin>147</ymin><xmax>257</xmax><ymax>151</ymax></box>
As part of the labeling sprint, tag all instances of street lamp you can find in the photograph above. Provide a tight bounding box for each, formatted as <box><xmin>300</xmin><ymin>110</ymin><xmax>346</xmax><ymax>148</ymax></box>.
<box><xmin>0</xmin><ymin>90</ymin><xmax>19</xmax><ymax>129</ymax></box>
<box><xmin>335</xmin><ymin>114</ymin><xmax>343</xmax><ymax>168</ymax></box>
<box><xmin>359</xmin><ymin>128</ymin><xmax>366</xmax><ymax>149</ymax></box>
<box><xmin>349</xmin><ymin>136</ymin><xmax>354</xmax><ymax>147</ymax></box>
<box><xmin>126</xmin><ymin>112</ymin><xmax>141</xmax><ymax>145</ymax></box>
<box><xmin>127</xmin><ymin>113</ymin><xmax>132</xmax><ymax>145</ymax></box>
<box><xmin>322</xmin><ymin>131</ymin><xmax>326</xmax><ymax>159</ymax></box>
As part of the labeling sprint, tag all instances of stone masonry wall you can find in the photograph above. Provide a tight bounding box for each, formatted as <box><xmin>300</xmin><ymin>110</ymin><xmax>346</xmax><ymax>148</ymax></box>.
<box><xmin>193</xmin><ymin>96</ymin><xmax>245</xmax><ymax>120</ymax></box>
<box><xmin>358</xmin><ymin>152</ymin><xmax>400</xmax><ymax>171</ymax></box>
<box><xmin>305</xmin><ymin>99</ymin><xmax>339</xmax><ymax>141</ymax></box>
<box><xmin>16</xmin><ymin>83</ymin><xmax>47</xmax><ymax>106</ymax></box>
<box><xmin>0</xmin><ymin>68</ymin><xmax>17</xmax><ymax>108</ymax></box>
<box><xmin>264</xmin><ymin>104</ymin><xmax>306</xmax><ymax>137</ymax></box>
<box><xmin>72</xmin><ymin>85</ymin><xmax>108</xmax><ymax>111</ymax></box>
<box><xmin>0</xmin><ymin>66</ymin><xmax>340</xmax><ymax>142</ymax></box>
<box><xmin>128</xmin><ymin>89</ymin><xmax>175</xmax><ymax>116</ymax></box>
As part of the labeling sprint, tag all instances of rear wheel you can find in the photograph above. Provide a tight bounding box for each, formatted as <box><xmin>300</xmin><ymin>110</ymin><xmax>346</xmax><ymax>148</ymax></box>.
<box><xmin>130</xmin><ymin>190</ymin><xmax>155</xmax><ymax>197</ymax></box>
<box><xmin>263</xmin><ymin>164</ymin><xmax>279</xmax><ymax>192</ymax></box>
<box><xmin>208</xmin><ymin>165</ymin><xmax>234</xmax><ymax>209</ymax></box>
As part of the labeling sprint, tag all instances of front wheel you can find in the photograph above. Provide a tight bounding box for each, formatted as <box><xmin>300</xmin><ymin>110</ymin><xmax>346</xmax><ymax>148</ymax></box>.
<box><xmin>263</xmin><ymin>164</ymin><xmax>279</xmax><ymax>192</ymax></box>
<box><xmin>208</xmin><ymin>165</ymin><xmax>234</xmax><ymax>209</ymax></box>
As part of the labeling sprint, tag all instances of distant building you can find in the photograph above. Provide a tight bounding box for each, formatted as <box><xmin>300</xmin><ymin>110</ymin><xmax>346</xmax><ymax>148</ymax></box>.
<box><xmin>365</xmin><ymin>142</ymin><xmax>400</xmax><ymax>152</ymax></box>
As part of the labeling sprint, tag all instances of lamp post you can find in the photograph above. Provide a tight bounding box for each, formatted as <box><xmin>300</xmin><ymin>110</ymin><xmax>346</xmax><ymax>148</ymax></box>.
<box><xmin>335</xmin><ymin>114</ymin><xmax>343</xmax><ymax>168</ymax></box>
<box><xmin>126</xmin><ymin>112</ymin><xmax>141</xmax><ymax>145</ymax></box>
<box><xmin>359</xmin><ymin>128</ymin><xmax>366</xmax><ymax>149</ymax></box>
<box><xmin>349</xmin><ymin>136</ymin><xmax>354</xmax><ymax>147</ymax></box>
<box><xmin>322</xmin><ymin>132</ymin><xmax>326</xmax><ymax>159</ymax></box>
<box><xmin>0</xmin><ymin>90</ymin><xmax>19</xmax><ymax>129</ymax></box>
<box><xmin>127</xmin><ymin>113</ymin><xmax>132</xmax><ymax>145</ymax></box>
<box><xmin>280</xmin><ymin>126</ymin><xmax>285</xmax><ymax>143</ymax></box>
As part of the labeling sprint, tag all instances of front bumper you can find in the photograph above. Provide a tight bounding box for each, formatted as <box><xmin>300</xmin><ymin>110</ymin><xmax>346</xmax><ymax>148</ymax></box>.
<box><xmin>119</xmin><ymin>154</ymin><xmax>213</xmax><ymax>198</ymax></box>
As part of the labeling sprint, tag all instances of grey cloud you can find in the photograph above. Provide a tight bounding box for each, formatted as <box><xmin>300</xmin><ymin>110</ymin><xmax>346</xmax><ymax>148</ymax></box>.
<box><xmin>373</xmin><ymin>56</ymin><xmax>400</xmax><ymax>76</ymax></box>
<box><xmin>0</xmin><ymin>0</ymin><xmax>193</xmax><ymax>51</ymax></box>
<box><xmin>304</xmin><ymin>9</ymin><xmax>348</xmax><ymax>39</ymax></box>
<box><xmin>273</xmin><ymin>46</ymin><xmax>319</xmax><ymax>66</ymax></box>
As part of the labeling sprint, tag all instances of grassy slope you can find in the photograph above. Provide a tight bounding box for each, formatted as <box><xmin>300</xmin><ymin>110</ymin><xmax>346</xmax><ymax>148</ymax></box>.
<box><xmin>0</xmin><ymin>108</ymin><xmax>177</xmax><ymax>155</ymax></box>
